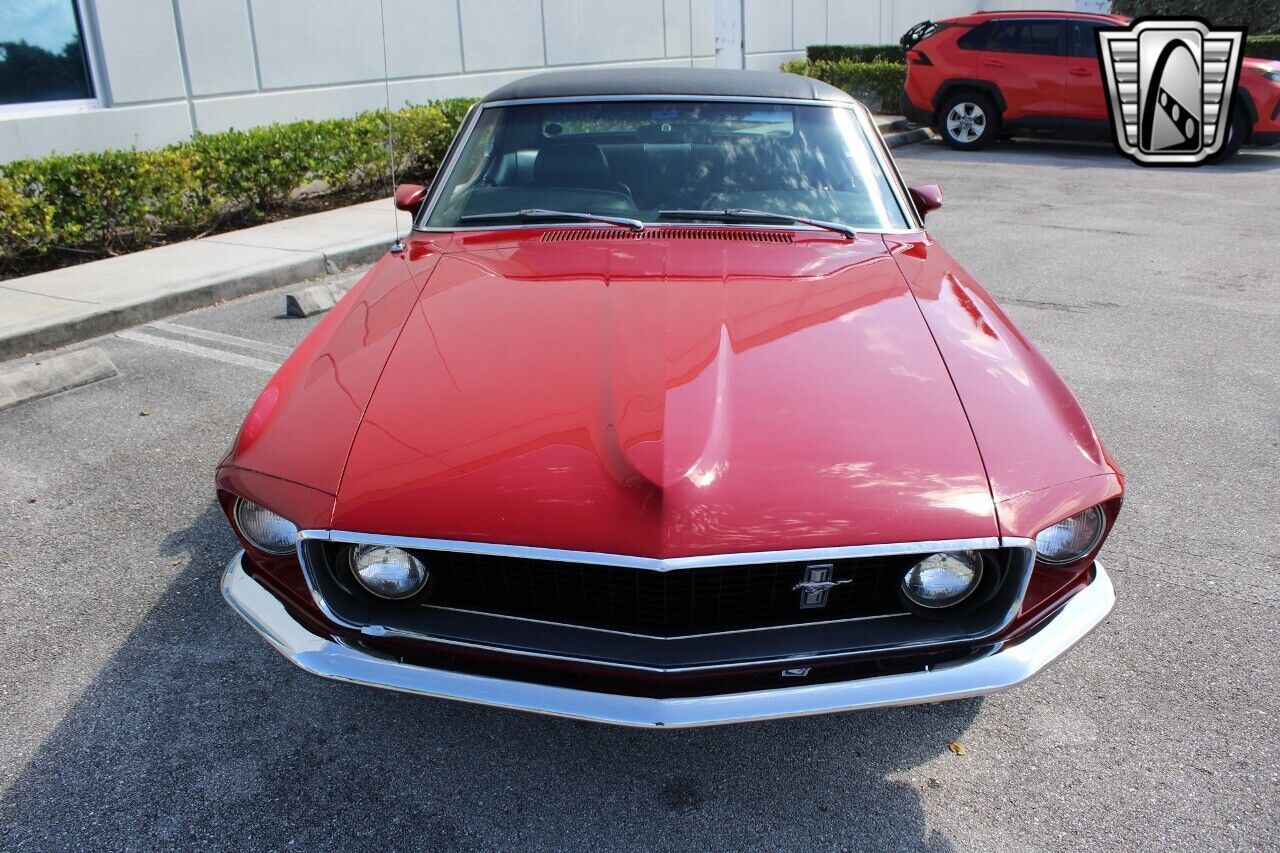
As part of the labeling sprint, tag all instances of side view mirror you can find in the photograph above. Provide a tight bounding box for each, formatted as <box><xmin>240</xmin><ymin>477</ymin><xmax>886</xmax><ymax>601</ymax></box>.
<box><xmin>907</xmin><ymin>184</ymin><xmax>943</xmax><ymax>220</ymax></box>
<box><xmin>394</xmin><ymin>183</ymin><xmax>428</xmax><ymax>212</ymax></box>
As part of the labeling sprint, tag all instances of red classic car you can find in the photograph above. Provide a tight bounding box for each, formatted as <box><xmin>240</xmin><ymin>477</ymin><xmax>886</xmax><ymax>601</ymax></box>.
<box><xmin>218</xmin><ymin>69</ymin><xmax>1123</xmax><ymax>727</ymax></box>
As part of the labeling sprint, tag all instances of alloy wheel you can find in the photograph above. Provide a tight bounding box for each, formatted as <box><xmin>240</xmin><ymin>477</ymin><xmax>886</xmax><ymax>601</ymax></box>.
<box><xmin>946</xmin><ymin>102</ymin><xmax>987</xmax><ymax>144</ymax></box>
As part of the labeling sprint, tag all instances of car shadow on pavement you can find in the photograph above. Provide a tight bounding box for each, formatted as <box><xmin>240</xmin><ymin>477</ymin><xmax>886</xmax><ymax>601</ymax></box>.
<box><xmin>0</xmin><ymin>501</ymin><xmax>979</xmax><ymax>852</ymax></box>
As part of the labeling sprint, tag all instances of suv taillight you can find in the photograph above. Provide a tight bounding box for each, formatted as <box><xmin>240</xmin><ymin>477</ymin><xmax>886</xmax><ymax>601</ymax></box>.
<box><xmin>906</xmin><ymin>49</ymin><xmax>932</xmax><ymax>66</ymax></box>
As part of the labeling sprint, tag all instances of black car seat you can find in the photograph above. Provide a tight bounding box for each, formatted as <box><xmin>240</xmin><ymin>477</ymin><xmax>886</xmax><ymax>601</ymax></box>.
<box><xmin>533</xmin><ymin>143</ymin><xmax>632</xmax><ymax>200</ymax></box>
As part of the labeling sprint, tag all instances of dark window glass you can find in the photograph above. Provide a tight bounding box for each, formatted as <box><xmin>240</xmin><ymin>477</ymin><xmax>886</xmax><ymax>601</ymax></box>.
<box><xmin>957</xmin><ymin>22</ymin><xmax>995</xmax><ymax>50</ymax></box>
<box><xmin>986</xmin><ymin>20</ymin><xmax>1065</xmax><ymax>56</ymax></box>
<box><xmin>1069</xmin><ymin>21</ymin><xmax>1103</xmax><ymax>58</ymax></box>
<box><xmin>0</xmin><ymin>1</ymin><xmax>95</xmax><ymax>106</ymax></box>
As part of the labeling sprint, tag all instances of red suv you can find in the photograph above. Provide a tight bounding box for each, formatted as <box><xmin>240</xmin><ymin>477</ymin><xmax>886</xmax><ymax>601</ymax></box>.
<box><xmin>900</xmin><ymin>11</ymin><xmax>1280</xmax><ymax>160</ymax></box>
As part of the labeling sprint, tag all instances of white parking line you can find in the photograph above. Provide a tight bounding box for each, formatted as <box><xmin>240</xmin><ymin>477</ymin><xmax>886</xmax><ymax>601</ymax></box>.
<box><xmin>149</xmin><ymin>321</ymin><xmax>294</xmax><ymax>357</ymax></box>
<box><xmin>116</xmin><ymin>330</ymin><xmax>281</xmax><ymax>373</ymax></box>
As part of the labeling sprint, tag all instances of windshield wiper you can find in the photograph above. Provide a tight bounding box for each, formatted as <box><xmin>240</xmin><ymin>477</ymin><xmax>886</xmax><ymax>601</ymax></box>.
<box><xmin>459</xmin><ymin>208</ymin><xmax>643</xmax><ymax>231</ymax></box>
<box><xmin>658</xmin><ymin>208</ymin><xmax>856</xmax><ymax>239</ymax></box>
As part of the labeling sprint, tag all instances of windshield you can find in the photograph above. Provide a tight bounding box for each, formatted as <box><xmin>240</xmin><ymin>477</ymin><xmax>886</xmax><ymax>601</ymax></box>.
<box><xmin>422</xmin><ymin>100</ymin><xmax>910</xmax><ymax>231</ymax></box>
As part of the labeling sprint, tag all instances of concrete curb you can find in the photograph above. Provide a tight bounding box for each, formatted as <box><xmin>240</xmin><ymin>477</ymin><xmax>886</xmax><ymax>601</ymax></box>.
<box><xmin>286</xmin><ymin>280</ymin><xmax>354</xmax><ymax>318</ymax></box>
<box><xmin>0</xmin><ymin>346</ymin><xmax>118</xmax><ymax>410</ymax></box>
<box><xmin>884</xmin><ymin>127</ymin><xmax>933</xmax><ymax>148</ymax></box>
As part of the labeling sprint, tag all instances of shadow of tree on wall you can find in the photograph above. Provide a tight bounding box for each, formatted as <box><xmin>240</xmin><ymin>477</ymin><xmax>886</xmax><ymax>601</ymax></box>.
<box><xmin>0</xmin><ymin>500</ymin><xmax>977</xmax><ymax>852</ymax></box>
<box><xmin>0</xmin><ymin>37</ymin><xmax>93</xmax><ymax>106</ymax></box>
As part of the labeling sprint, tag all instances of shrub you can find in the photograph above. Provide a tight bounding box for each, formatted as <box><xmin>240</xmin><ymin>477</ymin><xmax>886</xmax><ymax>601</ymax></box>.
<box><xmin>806</xmin><ymin>44</ymin><xmax>903</xmax><ymax>63</ymax></box>
<box><xmin>0</xmin><ymin>179</ymin><xmax>53</xmax><ymax>259</ymax></box>
<box><xmin>1247</xmin><ymin>34</ymin><xmax>1280</xmax><ymax>58</ymax></box>
<box><xmin>0</xmin><ymin>98</ymin><xmax>477</xmax><ymax>271</ymax></box>
<box><xmin>781</xmin><ymin>60</ymin><xmax>906</xmax><ymax>113</ymax></box>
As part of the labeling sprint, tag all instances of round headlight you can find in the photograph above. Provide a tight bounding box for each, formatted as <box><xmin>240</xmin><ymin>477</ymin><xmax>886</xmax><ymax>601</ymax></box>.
<box><xmin>1035</xmin><ymin>506</ymin><xmax>1105</xmax><ymax>564</ymax></box>
<box><xmin>233</xmin><ymin>498</ymin><xmax>299</xmax><ymax>555</ymax></box>
<box><xmin>349</xmin><ymin>545</ymin><xmax>428</xmax><ymax>600</ymax></box>
<box><xmin>901</xmin><ymin>551</ymin><xmax>983</xmax><ymax>609</ymax></box>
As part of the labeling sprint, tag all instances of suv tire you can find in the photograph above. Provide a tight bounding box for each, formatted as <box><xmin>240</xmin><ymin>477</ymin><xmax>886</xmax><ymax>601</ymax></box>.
<box><xmin>937</xmin><ymin>92</ymin><xmax>999</xmax><ymax>150</ymax></box>
<box><xmin>1206</xmin><ymin>108</ymin><xmax>1248</xmax><ymax>163</ymax></box>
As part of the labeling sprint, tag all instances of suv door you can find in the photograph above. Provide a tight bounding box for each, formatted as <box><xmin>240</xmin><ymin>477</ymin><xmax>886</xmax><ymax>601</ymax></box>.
<box><xmin>975</xmin><ymin>19</ymin><xmax>1067</xmax><ymax>121</ymax></box>
<box><xmin>1065</xmin><ymin>20</ymin><xmax>1110</xmax><ymax>123</ymax></box>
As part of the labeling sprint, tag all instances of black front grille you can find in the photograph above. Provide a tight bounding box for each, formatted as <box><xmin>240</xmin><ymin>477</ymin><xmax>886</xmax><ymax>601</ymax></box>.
<box><xmin>411</xmin><ymin>550</ymin><xmax>915</xmax><ymax>637</ymax></box>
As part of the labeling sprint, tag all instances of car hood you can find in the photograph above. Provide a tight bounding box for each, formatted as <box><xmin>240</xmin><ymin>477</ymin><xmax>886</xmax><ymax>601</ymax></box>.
<box><xmin>330</xmin><ymin>230</ymin><xmax>998</xmax><ymax>557</ymax></box>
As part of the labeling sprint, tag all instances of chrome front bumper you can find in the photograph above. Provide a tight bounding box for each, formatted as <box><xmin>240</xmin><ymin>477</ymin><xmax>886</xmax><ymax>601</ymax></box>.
<box><xmin>221</xmin><ymin>551</ymin><xmax>1115</xmax><ymax>728</ymax></box>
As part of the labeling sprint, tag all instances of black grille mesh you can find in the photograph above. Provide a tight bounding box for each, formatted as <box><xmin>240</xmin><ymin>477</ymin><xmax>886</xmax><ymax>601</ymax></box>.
<box><xmin>540</xmin><ymin>227</ymin><xmax>793</xmax><ymax>243</ymax></box>
<box><xmin>411</xmin><ymin>550</ymin><xmax>913</xmax><ymax>637</ymax></box>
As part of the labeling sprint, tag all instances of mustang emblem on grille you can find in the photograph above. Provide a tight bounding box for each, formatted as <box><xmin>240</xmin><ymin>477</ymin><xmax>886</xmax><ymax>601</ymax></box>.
<box><xmin>793</xmin><ymin>563</ymin><xmax>851</xmax><ymax>609</ymax></box>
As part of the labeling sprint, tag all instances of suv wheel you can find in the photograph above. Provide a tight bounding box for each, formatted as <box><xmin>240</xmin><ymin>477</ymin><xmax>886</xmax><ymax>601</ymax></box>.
<box><xmin>938</xmin><ymin>93</ymin><xmax>999</xmax><ymax>150</ymax></box>
<box><xmin>1206</xmin><ymin>108</ymin><xmax>1248</xmax><ymax>163</ymax></box>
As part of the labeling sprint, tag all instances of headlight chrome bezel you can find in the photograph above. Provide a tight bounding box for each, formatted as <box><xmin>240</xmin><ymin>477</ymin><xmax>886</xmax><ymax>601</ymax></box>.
<box><xmin>1035</xmin><ymin>505</ymin><xmax>1106</xmax><ymax>565</ymax></box>
<box><xmin>233</xmin><ymin>497</ymin><xmax>300</xmax><ymax>555</ymax></box>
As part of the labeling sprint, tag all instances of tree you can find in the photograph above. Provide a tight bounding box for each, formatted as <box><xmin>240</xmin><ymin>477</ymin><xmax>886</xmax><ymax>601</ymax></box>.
<box><xmin>1110</xmin><ymin>1</ymin><xmax>1280</xmax><ymax>32</ymax></box>
<box><xmin>0</xmin><ymin>37</ymin><xmax>93</xmax><ymax>107</ymax></box>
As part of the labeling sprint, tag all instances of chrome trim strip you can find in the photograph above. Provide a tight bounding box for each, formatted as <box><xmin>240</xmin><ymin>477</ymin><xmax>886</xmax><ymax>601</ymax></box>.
<box><xmin>223</xmin><ymin>554</ymin><xmax>1115</xmax><ymax>728</ymax></box>
<box><xmin>299</xmin><ymin>530</ymin><xmax>1008</xmax><ymax>571</ymax></box>
<box><xmin>417</xmin><ymin>603</ymin><xmax>906</xmax><ymax>641</ymax></box>
<box><xmin>414</xmin><ymin>96</ymin><xmax>920</xmax><ymax>233</ymax></box>
<box><xmin>412</xmin><ymin>100</ymin><xmax>482</xmax><ymax>229</ymax></box>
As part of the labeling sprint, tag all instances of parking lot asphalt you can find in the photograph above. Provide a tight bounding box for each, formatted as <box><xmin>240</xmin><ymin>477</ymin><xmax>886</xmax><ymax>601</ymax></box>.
<box><xmin>0</xmin><ymin>138</ymin><xmax>1277</xmax><ymax>852</ymax></box>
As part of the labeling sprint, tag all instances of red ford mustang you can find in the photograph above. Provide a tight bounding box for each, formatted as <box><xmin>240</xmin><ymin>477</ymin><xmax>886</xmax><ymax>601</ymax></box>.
<box><xmin>218</xmin><ymin>69</ymin><xmax>1123</xmax><ymax>727</ymax></box>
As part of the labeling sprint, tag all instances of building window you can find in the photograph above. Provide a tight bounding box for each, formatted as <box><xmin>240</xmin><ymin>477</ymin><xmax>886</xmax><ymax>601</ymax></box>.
<box><xmin>0</xmin><ymin>1</ymin><xmax>95</xmax><ymax>107</ymax></box>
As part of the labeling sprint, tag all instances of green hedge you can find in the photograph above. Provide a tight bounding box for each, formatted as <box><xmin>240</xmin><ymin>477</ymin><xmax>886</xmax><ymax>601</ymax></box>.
<box><xmin>0</xmin><ymin>98</ymin><xmax>474</xmax><ymax>270</ymax></box>
<box><xmin>806</xmin><ymin>44</ymin><xmax>904</xmax><ymax>63</ymax></box>
<box><xmin>782</xmin><ymin>60</ymin><xmax>906</xmax><ymax>113</ymax></box>
<box><xmin>1247</xmin><ymin>34</ymin><xmax>1280</xmax><ymax>58</ymax></box>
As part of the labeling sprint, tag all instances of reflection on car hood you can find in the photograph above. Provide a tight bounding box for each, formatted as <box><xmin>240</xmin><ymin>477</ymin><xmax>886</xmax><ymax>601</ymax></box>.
<box><xmin>329</xmin><ymin>231</ymin><xmax>998</xmax><ymax>557</ymax></box>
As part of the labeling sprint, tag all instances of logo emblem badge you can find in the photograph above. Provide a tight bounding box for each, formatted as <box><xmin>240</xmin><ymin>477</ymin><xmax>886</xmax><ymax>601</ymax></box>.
<box><xmin>792</xmin><ymin>563</ymin><xmax>851</xmax><ymax>609</ymax></box>
<box><xmin>1097</xmin><ymin>18</ymin><xmax>1246</xmax><ymax>165</ymax></box>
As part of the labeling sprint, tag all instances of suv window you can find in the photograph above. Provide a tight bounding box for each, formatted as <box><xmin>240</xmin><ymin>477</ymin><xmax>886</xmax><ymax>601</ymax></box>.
<box><xmin>956</xmin><ymin>21</ymin><xmax>995</xmax><ymax>50</ymax></box>
<box><xmin>986</xmin><ymin>20</ymin><xmax>1065</xmax><ymax>56</ymax></box>
<box><xmin>1069</xmin><ymin>21</ymin><xmax>1103</xmax><ymax>58</ymax></box>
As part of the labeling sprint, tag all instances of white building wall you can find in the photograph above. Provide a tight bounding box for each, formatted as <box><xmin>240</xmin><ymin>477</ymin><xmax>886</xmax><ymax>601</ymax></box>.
<box><xmin>1</xmin><ymin>0</ymin><xmax>1097</xmax><ymax>161</ymax></box>
<box><xmin>744</xmin><ymin>0</ymin><xmax>1083</xmax><ymax>71</ymax></box>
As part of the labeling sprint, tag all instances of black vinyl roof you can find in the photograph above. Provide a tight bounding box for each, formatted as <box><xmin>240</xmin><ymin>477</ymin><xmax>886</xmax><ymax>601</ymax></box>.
<box><xmin>481</xmin><ymin>68</ymin><xmax>856</xmax><ymax>104</ymax></box>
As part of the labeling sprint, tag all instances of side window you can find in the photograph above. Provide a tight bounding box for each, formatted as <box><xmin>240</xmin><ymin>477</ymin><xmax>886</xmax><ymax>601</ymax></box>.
<box><xmin>956</xmin><ymin>21</ymin><xmax>994</xmax><ymax>50</ymax></box>
<box><xmin>987</xmin><ymin>20</ymin><xmax>1065</xmax><ymax>56</ymax></box>
<box><xmin>1069</xmin><ymin>21</ymin><xmax>1102</xmax><ymax>58</ymax></box>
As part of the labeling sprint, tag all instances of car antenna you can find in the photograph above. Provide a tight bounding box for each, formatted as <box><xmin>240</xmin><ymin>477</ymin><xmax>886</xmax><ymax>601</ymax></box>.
<box><xmin>378</xmin><ymin>0</ymin><xmax>404</xmax><ymax>254</ymax></box>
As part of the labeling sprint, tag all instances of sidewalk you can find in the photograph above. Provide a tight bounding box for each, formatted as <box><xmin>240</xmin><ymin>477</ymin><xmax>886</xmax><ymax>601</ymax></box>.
<box><xmin>0</xmin><ymin>199</ymin><xmax>404</xmax><ymax>360</ymax></box>
<box><xmin>0</xmin><ymin>116</ymin><xmax>929</xmax><ymax>361</ymax></box>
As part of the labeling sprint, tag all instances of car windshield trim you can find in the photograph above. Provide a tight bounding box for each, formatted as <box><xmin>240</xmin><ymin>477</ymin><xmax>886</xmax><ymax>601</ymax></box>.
<box><xmin>413</xmin><ymin>97</ymin><xmax>921</xmax><ymax>233</ymax></box>
<box><xmin>658</xmin><ymin>208</ymin><xmax>857</xmax><ymax>239</ymax></box>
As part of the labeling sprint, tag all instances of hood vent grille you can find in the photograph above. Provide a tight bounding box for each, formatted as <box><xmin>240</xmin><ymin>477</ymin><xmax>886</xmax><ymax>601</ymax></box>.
<box><xmin>540</xmin><ymin>227</ymin><xmax>793</xmax><ymax>244</ymax></box>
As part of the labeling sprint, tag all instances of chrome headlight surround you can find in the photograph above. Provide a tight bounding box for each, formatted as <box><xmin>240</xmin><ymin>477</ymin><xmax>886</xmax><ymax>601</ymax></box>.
<box><xmin>1035</xmin><ymin>505</ymin><xmax>1106</xmax><ymax>565</ymax></box>
<box><xmin>232</xmin><ymin>497</ymin><xmax>300</xmax><ymax>555</ymax></box>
